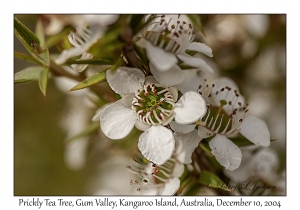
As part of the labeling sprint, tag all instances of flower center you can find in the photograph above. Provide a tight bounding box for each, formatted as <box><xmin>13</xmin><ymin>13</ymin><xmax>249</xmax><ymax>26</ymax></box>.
<box><xmin>132</xmin><ymin>83</ymin><xmax>175</xmax><ymax>125</ymax></box>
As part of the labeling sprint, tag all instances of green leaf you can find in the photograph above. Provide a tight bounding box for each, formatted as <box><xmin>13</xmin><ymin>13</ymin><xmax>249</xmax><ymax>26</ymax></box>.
<box><xmin>229</xmin><ymin>135</ymin><xmax>255</xmax><ymax>147</ymax></box>
<box><xmin>14</xmin><ymin>17</ymin><xmax>40</xmax><ymax>49</ymax></box>
<box><xmin>14</xmin><ymin>66</ymin><xmax>47</xmax><ymax>83</ymax></box>
<box><xmin>65</xmin><ymin>58</ymin><xmax>112</xmax><ymax>65</ymax></box>
<box><xmin>14</xmin><ymin>17</ymin><xmax>50</xmax><ymax>67</ymax></box>
<box><xmin>70</xmin><ymin>70</ymin><xmax>107</xmax><ymax>91</ymax></box>
<box><xmin>187</xmin><ymin>14</ymin><xmax>205</xmax><ymax>36</ymax></box>
<box><xmin>45</xmin><ymin>26</ymin><xmax>72</xmax><ymax>48</ymax></box>
<box><xmin>65</xmin><ymin>123</ymin><xmax>99</xmax><ymax>143</ymax></box>
<box><xmin>14</xmin><ymin>51</ymin><xmax>40</xmax><ymax>65</ymax></box>
<box><xmin>35</xmin><ymin>18</ymin><xmax>45</xmax><ymax>49</ymax></box>
<box><xmin>33</xmin><ymin>48</ymin><xmax>50</xmax><ymax>67</ymax></box>
<box><xmin>38</xmin><ymin>68</ymin><xmax>49</xmax><ymax>97</ymax></box>
<box><xmin>199</xmin><ymin>170</ymin><xmax>231</xmax><ymax>192</ymax></box>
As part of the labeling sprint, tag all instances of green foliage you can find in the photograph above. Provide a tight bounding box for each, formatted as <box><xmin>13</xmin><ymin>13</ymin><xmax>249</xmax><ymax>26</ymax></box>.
<box><xmin>14</xmin><ymin>66</ymin><xmax>48</xmax><ymax>83</ymax></box>
<box><xmin>69</xmin><ymin>70</ymin><xmax>107</xmax><ymax>91</ymax></box>
<box><xmin>14</xmin><ymin>17</ymin><xmax>50</xmax><ymax>67</ymax></box>
<box><xmin>187</xmin><ymin>14</ymin><xmax>205</xmax><ymax>36</ymax></box>
<box><xmin>38</xmin><ymin>68</ymin><xmax>49</xmax><ymax>97</ymax></box>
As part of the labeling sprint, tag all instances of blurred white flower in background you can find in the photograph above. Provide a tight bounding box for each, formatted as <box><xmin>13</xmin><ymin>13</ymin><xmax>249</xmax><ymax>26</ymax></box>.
<box><xmin>55</xmin><ymin>15</ymin><xmax>119</xmax><ymax>72</ymax></box>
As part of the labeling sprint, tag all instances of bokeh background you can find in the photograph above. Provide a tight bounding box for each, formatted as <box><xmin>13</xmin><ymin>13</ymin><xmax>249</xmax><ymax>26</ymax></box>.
<box><xmin>14</xmin><ymin>14</ymin><xmax>286</xmax><ymax>195</ymax></box>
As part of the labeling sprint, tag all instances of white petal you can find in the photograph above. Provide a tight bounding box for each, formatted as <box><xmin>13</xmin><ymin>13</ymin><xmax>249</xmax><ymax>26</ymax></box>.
<box><xmin>144</xmin><ymin>75</ymin><xmax>159</xmax><ymax>85</ymax></box>
<box><xmin>138</xmin><ymin>126</ymin><xmax>174</xmax><ymax>165</ymax></box>
<box><xmin>106</xmin><ymin>67</ymin><xmax>145</xmax><ymax>94</ymax></box>
<box><xmin>172</xmin><ymin>162</ymin><xmax>185</xmax><ymax>177</ymax></box>
<box><xmin>187</xmin><ymin>42</ymin><xmax>213</xmax><ymax>57</ymax></box>
<box><xmin>150</xmin><ymin>63</ymin><xmax>184</xmax><ymax>87</ymax></box>
<box><xmin>209</xmin><ymin>135</ymin><xmax>242</xmax><ymax>171</ymax></box>
<box><xmin>169</xmin><ymin>87</ymin><xmax>178</xmax><ymax>102</ymax></box>
<box><xmin>170</xmin><ymin>121</ymin><xmax>195</xmax><ymax>134</ymax></box>
<box><xmin>100</xmin><ymin>103</ymin><xmax>136</xmax><ymax>139</ymax></box>
<box><xmin>92</xmin><ymin>103</ymin><xmax>112</xmax><ymax>122</ymax></box>
<box><xmin>158</xmin><ymin>177</ymin><xmax>180</xmax><ymax>195</ymax></box>
<box><xmin>197</xmin><ymin>126</ymin><xmax>214</xmax><ymax>138</ymax></box>
<box><xmin>177</xmin><ymin>54</ymin><xmax>214</xmax><ymax>73</ymax></box>
<box><xmin>175</xmin><ymin>69</ymin><xmax>202</xmax><ymax>94</ymax></box>
<box><xmin>115</xmin><ymin>94</ymin><xmax>135</xmax><ymax>108</ymax></box>
<box><xmin>240</xmin><ymin>116</ymin><xmax>270</xmax><ymax>147</ymax></box>
<box><xmin>135</xmin><ymin>120</ymin><xmax>151</xmax><ymax>131</ymax></box>
<box><xmin>174</xmin><ymin>91</ymin><xmax>207</xmax><ymax>124</ymax></box>
<box><xmin>55</xmin><ymin>48</ymin><xmax>83</xmax><ymax>65</ymax></box>
<box><xmin>71</xmin><ymin>52</ymin><xmax>93</xmax><ymax>72</ymax></box>
<box><xmin>146</xmin><ymin>42</ymin><xmax>177</xmax><ymax>72</ymax></box>
<box><xmin>174</xmin><ymin>130</ymin><xmax>202</xmax><ymax>164</ymax></box>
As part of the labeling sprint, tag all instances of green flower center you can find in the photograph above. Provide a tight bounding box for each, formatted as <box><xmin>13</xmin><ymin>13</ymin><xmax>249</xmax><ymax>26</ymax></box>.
<box><xmin>132</xmin><ymin>83</ymin><xmax>175</xmax><ymax>125</ymax></box>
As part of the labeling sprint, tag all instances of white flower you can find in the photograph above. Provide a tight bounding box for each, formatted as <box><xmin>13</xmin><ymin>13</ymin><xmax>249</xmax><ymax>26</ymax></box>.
<box><xmin>100</xmin><ymin>67</ymin><xmax>206</xmax><ymax>165</ymax></box>
<box><xmin>127</xmin><ymin>154</ymin><xmax>184</xmax><ymax>195</ymax></box>
<box><xmin>196</xmin><ymin>76</ymin><xmax>270</xmax><ymax>171</ymax></box>
<box><xmin>55</xmin><ymin>15</ymin><xmax>119</xmax><ymax>72</ymax></box>
<box><xmin>136</xmin><ymin>15</ymin><xmax>213</xmax><ymax>86</ymax></box>
<box><xmin>171</xmin><ymin>75</ymin><xmax>270</xmax><ymax>171</ymax></box>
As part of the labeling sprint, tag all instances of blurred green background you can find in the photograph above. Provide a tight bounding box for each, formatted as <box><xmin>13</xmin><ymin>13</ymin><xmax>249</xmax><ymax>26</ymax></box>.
<box><xmin>14</xmin><ymin>14</ymin><xmax>286</xmax><ymax>195</ymax></box>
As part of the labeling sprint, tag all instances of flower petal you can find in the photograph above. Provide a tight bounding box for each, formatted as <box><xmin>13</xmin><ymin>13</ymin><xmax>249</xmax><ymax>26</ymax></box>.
<box><xmin>187</xmin><ymin>42</ymin><xmax>213</xmax><ymax>57</ymax></box>
<box><xmin>177</xmin><ymin>54</ymin><xmax>213</xmax><ymax>73</ymax></box>
<box><xmin>135</xmin><ymin>120</ymin><xmax>151</xmax><ymax>131</ymax></box>
<box><xmin>138</xmin><ymin>126</ymin><xmax>174</xmax><ymax>165</ymax></box>
<box><xmin>172</xmin><ymin>162</ymin><xmax>185</xmax><ymax>177</ymax></box>
<box><xmin>209</xmin><ymin>134</ymin><xmax>242</xmax><ymax>171</ymax></box>
<box><xmin>115</xmin><ymin>94</ymin><xmax>135</xmax><ymax>108</ymax></box>
<box><xmin>170</xmin><ymin>121</ymin><xmax>195</xmax><ymax>134</ymax></box>
<box><xmin>240</xmin><ymin>116</ymin><xmax>270</xmax><ymax>147</ymax></box>
<box><xmin>174</xmin><ymin>91</ymin><xmax>206</xmax><ymax>124</ymax></box>
<box><xmin>158</xmin><ymin>177</ymin><xmax>180</xmax><ymax>195</ymax></box>
<box><xmin>100</xmin><ymin>103</ymin><xmax>136</xmax><ymax>140</ymax></box>
<box><xmin>146</xmin><ymin>42</ymin><xmax>177</xmax><ymax>72</ymax></box>
<box><xmin>150</xmin><ymin>63</ymin><xmax>184</xmax><ymax>87</ymax></box>
<box><xmin>71</xmin><ymin>52</ymin><xmax>93</xmax><ymax>72</ymax></box>
<box><xmin>174</xmin><ymin>130</ymin><xmax>202</xmax><ymax>164</ymax></box>
<box><xmin>169</xmin><ymin>87</ymin><xmax>178</xmax><ymax>102</ymax></box>
<box><xmin>92</xmin><ymin>103</ymin><xmax>112</xmax><ymax>122</ymax></box>
<box><xmin>197</xmin><ymin>126</ymin><xmax>214</xmax><ymax>138</ymax></box>
<box><xmin>175</xmin><ymin>69</ymin><xmax>202</xmax><ymax>94</ymax></box>
<box><xmin>106</xmin><ymin>67</ymin><xmax>145</xmax><ymax>94</ymax></box>
<box><xmin>144</xmin><ymin>75</ymin><xmax>159</xmax><ymax>85</ymax></box>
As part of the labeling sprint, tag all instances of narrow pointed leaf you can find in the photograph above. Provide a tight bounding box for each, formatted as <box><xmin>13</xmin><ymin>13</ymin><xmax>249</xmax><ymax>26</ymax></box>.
<box><xmin>65</xmin><ymin>123</ymin><xmax>99</xmax><ymax>143</ymax></box>
<box><xmin>65</xmin><ymin>58</ymin><xmax>112</xmax><ymax>65</ymax></box>
<box><xmin>229</xmin><ymin>135</ymin><xmax>255</xmax><ymax>147</ymax></box>
<box><xmin>35</xmin><ymin>18</ymin><xmax>45</xmax><ymax>49</ymax></box>
<box><xmin>70</xmin><ymin>70</ymin><xmax>107</xmax><ymax>91</ymax></box>
<box><xmin>187</xmin><ymin>15</ymin><xmax>205</xmax><ymax>36</ymax></box>
<box><xmin>45</xmin><ymin>26</ymin><xmax>72</xmax><ymax>48</ymax></box>
<box><xmin>14</xmin><ymin>17</ymin><xmax>50</xmax><ymax>67</ymax></box>
<box><xmin>38</xmin><ymin>68</ymin><xmax>49</xmax><ymax>97</ymax></box>
<box><xmin>14</xmin><ymin>51</ymin><xmax>40</xmax><ymax>65</ymax></box>
<box><xmin>14</xmin><ymin>17</ymin><xmax>40</xmax><ymax>49</ymax></box>
<box><xmin>199</xmin><ymin>170</ymin><xmax>231</xmax><ymax>192</ymax></box>
<box><xmin>14</xmin><ymin>66</ymin><xmax>47</xmax><ymax>83</ymax></box>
